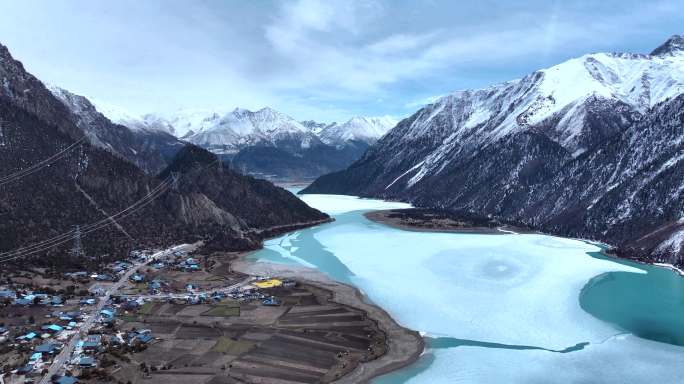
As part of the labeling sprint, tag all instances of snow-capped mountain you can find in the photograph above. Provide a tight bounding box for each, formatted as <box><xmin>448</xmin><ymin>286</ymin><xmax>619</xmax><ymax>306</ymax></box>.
<box><xmin>300</xmin><ymin>120</ymin><xmax>334</xmax><ymax>135</ymax></box>
<box><xmin>317</xmin><ymin>116</ymin><xmax>397</xmax><ymax>146</ymax></box>
<box><xmin>93</xmin><ymin>105</ymin><xmax>393</xmax><ymax>180</ymax></box>
<box><xmin>50</xmin><ymin>86</ymin><xmax>185</xmax><ymax>173</ymax></box>
<box><xmin>182</xmin><ymin>107</ymin><xmax>323</xmax><ymax>154</ymax></box>
<box><xmin>304</xmin><ymin>35</ymin><xmax>684</xmax><ymax>266</ymax></box>
<box><xmin>0</xmin><ymin>41</ymin><xmax>327</xmax><ymax>266</ymax></box>
<box><xmin>91</xmin><ymin>101</ymin><xmax>177</xmax><ymax>135</ymax></box>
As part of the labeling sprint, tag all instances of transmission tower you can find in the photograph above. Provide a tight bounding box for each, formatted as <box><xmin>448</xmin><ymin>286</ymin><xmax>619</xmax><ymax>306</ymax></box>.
<box><xmin>170</xmin><ymin>172</ymin><xmax>180</xmax><ymax>191</ymax></box>
<box><xmin>71</xmin><ymin>225</ymin><xmax>84</xmax><ymax>258</ymax></box>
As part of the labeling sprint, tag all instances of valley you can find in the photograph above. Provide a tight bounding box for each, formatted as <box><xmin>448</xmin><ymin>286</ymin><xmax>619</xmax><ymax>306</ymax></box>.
<box><xmin>304</xmin><ymin>35</ymin><xmax>684</xmax><ymax>269</ymax></box>
<box><xmin>96</xmin><ymin>106</ymin><xmax>397</xmax><ymax>182</ymax></box>
<box><xmin>250</xmin><ymin>192</ymin><xmax>684</xmax><ymax>384</ymax></box>
<box><xmin>1</xmin><ymin>3</ymin><xmax>683</xmax><ymax>383</ymax></box>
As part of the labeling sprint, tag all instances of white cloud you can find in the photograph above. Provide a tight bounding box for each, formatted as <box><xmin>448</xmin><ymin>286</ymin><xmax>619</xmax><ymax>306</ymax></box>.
<box><xmin>0</xmin><ymin>0</ymin><xmax>682</xmax><ymax>122</ymax></box>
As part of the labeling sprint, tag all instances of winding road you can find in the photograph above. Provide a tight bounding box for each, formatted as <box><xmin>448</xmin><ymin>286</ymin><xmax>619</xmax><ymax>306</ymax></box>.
<box><xmin>38</xmin><ymin>244</ymin><xmax>191</xmax><ymax>384</ymax></box>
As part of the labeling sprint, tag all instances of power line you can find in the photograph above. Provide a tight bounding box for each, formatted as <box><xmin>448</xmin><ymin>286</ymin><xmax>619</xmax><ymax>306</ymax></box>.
<box><xmin>71</xmin><ymin>225</ymin><xmax>84</xmax><ymax>259</ymax></box>
<box><xmin>0</xmin><ymin>183</ymin><xmax>170</xmax><ymax>263</ymax></box>
<box><xmin>0</xmin><ymin>156</ymin><xmax>224</xmax><ymax>263</ymax></box>
<box><xmin>0</xmin><ymin>178</ymin><xmax>171</xmax><ymax>259</ymax></box>
<box><xmin>0</xmin><ymin>178</ymin><xmax>172</xmax><ymax>262</ymax></box>
<box><xmin>0</xmin><ymin>136</ymin><xmax>87</xmax><ymax>186</ymax></box>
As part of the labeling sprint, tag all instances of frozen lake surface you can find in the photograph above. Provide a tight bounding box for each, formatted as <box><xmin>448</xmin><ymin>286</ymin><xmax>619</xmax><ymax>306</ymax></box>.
<box><xmin>250</xmin><ymin>192</ymin><xmax>684</xmax><ymax>383</ymax></box>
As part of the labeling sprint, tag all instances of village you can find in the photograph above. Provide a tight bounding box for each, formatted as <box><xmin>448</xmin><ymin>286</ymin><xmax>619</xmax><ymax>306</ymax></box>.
<box><xmin>0</xmin><ymin>246</ymin><xmax>386</xmax><ymax>384</ymax></box>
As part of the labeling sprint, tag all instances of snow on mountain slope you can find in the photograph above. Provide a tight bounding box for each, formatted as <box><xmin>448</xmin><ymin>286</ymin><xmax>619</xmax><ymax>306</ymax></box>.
<box><xmin>318</xmin><ymin>116</ymin><xmax>397</xmax><ymax>146</ymax></box>
<box><xmin>419</xmin><ymin>49</ymin><xmax>682</xmax><ymax>145</ymax></box>
<box><xmin>49</xmin><ymin>86</ymin><xmax>186</xmax><ymax>173</ymax></box>
<box><xmin>86</xmin><ymin>99</ymin><xmax>177</xmax><ymax>135</ymax></box>
<box><xmin>303</xmin><ymin>35</ymin><xmax>684</xmax><ymax>266</ymax></box>
<box><xmin>300</xmin><ymin>120</ymin><xmax>334</xmax><ymax>135</ymax></box>
<box><xmin>160</xmin><ymin>108</ymin><xmax>226</xmax><ymax>138</ymax></box>
<box><xmin>375</xmin><ymin>37</ymin><xmax>684</xmax><ymax>188</ymax></box>
<box><xmin>96</xmin><ymin>104</ymin><xmax>395</xmax><ymax>155</ymax></box>
<box><xmin>180</xmin><ymin>107</ymin><xmax>322</xmax><ymax>154</ymax></box>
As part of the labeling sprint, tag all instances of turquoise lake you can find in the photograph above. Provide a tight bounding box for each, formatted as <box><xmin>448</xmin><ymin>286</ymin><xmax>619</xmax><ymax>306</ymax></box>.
<box><xmin>250</xmin><ymin>192</ymin><xmax>684</xmax><ymax>383</ymax></box>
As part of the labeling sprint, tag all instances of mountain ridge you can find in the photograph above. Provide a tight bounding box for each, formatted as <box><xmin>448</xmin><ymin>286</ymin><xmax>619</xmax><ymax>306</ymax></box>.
<box><xmin>303</xmin><ymin>35</ymin><xmax>684</xmax><ymax>267</ymax></box>
<box><xmin>89</xmin><ymin>104</ymin><xmax>395</xmax><ymax>180</ymax></box>
<box><xmin>0</xmin><ymin>42</ymin><xmax>328</xmax><ymax>269</ymax></box>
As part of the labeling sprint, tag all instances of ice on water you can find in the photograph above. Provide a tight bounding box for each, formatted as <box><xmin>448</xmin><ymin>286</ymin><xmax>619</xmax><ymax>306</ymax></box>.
<box><xmin>313</xmin><ymin>220</ymin><xmax>642</xmax><ymax>349</ymax></box>
<box><xmin>299</xmin><ymin>193</ymin><xmax>411</xmax><ymax>215</ymax></box>
<box><xmin>405</xmin><ymin>334</ymin><xmax>684</xmax><ymax>384</ymax></box>
<box><xmin>255</xmin><ymin>194</ymin><xmax>683</xmax><ymax>383</ymax></box>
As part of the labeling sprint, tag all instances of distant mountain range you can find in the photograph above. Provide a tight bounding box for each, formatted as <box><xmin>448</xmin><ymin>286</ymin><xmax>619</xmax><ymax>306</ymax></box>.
<box><xmin>49</xmin><ymin>87</ymin><xmax>185</xmax><ymax>174</ymax></box>
<box><xmin>90</xmin><ymin>102</ymin><xmax>396</xmax><ymax>181</ymax></box>
<box><xmin>0</xmin><ymin>42</ymin><xmax>327</xmax><ymax>269</ymax></box>
<box><xmin>304</xmin><ymin>35</ymin><xmax>684</xmax><ymax>267</ymax></box>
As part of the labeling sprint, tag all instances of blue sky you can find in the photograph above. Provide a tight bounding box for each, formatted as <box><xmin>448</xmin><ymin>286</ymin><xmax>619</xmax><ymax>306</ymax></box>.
<box><xmin>0</xmin><ymin>0</ymin><xmax>682</xmax><ymax>122</ymax></box>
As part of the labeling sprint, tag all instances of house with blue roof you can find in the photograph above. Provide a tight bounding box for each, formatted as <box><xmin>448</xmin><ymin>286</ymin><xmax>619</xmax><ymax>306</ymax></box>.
<box><xmin>65</xmin><ymin>271</ymin><xmax>88</xmax><ymax>279</ymax></box>
<box><xmin>82</xmin><ymin>335</ymin><xmax>102</xmax><ymax>352</ymax></box>
<box><xmin>16</xmin><ymin>364</ymin><xmax>33</xmax><ymax>375</ymax></box>
<box><xmin>14</xmin><ymin>298</ymin><xmax>32</xmax><ymax>306</ymax></box>
<box><xmin>94</xmin><ymin>274</ymin><xmax>114</xmax><ymax>281</ymax></box>
<box><xmin>137</xmin><ymin>333</ymin><xmax>153</xmax><ymax>343</ymax></box>
<box><xmin>148</xmin><ymin>279</ymin><xmax>164</xmax><ymax>292</ymax></box>
<box><xmin>18</xmin><ymin>331</ymin><xmax>38</xmax><ymax>341</ymax></box>
<box><xmin>82</xmin><ymin>341</ymin><xmax>100</xmax><ymax>353</ymax></box>
<box><xmin>80</xmin><ymin>298</ymin><xmax>96</xmax><ymax>305</ymax></box>
<box><xmin>127</xmin><ymin>330</ymin><xmax>154</xmax><ymax>346</ymax></box>
<box><xmin>86</xmin><ymin>334</ymin><xmax>102</xmax><ymax>343</ymax></box>
<box><xmin>54</xmin><ymin>376</ymin><xmax>79</xmax><ymax>384</ymax></box>
<box><xmin>41</xmin><ymin>324</ymin><xmax>64</xmax><ymax>333</ymax></box>
<box><xmin>130</xmin><ymin>274</ymin><xmax>145</xmax><ymax>283</ymax></box>
<box><xmin>78</xmin><ymin>356</ymin><xmax>96</xmax><ymax>367</ymax></box>
<box><xmin>122</xmin><ymin>300</ymin><xmax>141</xmax><ymax>310</ymax></box>
<box><xmin>35</xmin><ymin>342</ymin><xmax>60</xmax><ymax>354</ymax></box>
<box><xmin>100</xmin><ymin>308</ymin><xmax>116</xmax><ymax>318</ymax></box>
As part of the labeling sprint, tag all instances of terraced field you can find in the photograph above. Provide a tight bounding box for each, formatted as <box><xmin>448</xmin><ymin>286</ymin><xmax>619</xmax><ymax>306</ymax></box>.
<box><xmin>113</xmin><ymin>283</ymin><xmax>386</xmax><ymax>384</ymax></box>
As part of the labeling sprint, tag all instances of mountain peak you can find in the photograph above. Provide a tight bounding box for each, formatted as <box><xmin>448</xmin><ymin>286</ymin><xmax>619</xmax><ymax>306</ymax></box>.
<box><xmin>317</xmin><ymin>115</ymin><xmax>397</xmax><ymax>145</ymax></box>
<box><xmin>0</xmin><ymin>42</ymin><xmax>11</xmax><ymax>59</ymax></box>
<box><xmin>650</xmin><ymin>34</ymin><xmax>684</xmax><ymax>56</ymax></box>
<box><xmin>232</xmin><ymin>107</ymin><xmax>250</xmax><ymax>115</ymax></box>
<box><xmin>159</xmin><ymin>144</ymin><xmax>220</xmax><ymax>177</ymax></box>
<box><xmin>257</xmin><ymin>106</ymin><xmax>277</xmax><ymax>114</ymax></box>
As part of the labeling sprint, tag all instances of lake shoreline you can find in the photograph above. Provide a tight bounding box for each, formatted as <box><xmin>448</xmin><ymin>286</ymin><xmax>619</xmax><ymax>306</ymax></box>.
<box><xmin>233</xmin><ymin>253</ymin><xmax>426</xmax><ymax>384</ymax></box>
<box><xmin>365</xmin><ymin>209</ymin><xmax>535</xmax><ymax>235</ymax></box>
<box><xmin>367</xmin><ymin>209</ymin><xmax>684</xmax><ymax>278</ymax></box>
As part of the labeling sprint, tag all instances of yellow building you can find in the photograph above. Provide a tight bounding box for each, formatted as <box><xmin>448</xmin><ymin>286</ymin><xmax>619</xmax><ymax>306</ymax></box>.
<box><xmin>254</xmin><ymin>279</ymin><xmax>283</xmax><ymax>289</ymax></box>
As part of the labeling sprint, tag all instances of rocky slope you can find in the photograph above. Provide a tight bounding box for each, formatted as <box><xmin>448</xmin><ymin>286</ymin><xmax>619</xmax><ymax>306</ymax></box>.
<box><xmin>0</xmin><ymin>42</ymin><xmax>327</xmax><ymax>270</ymax></box>
<box><xmin>304</xmin><ymin>35</ymin><xmax>684</xmax><ymax>267</ymax></box>
<box><xmin>50</xmin><ymin>86</ymin><xmax>185</xmax><ymax>174</ymax></box>
<box><xmin>99</xmin><ymin>107</ymin><xmax>395</xmax><ymax>180</ymax></box>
